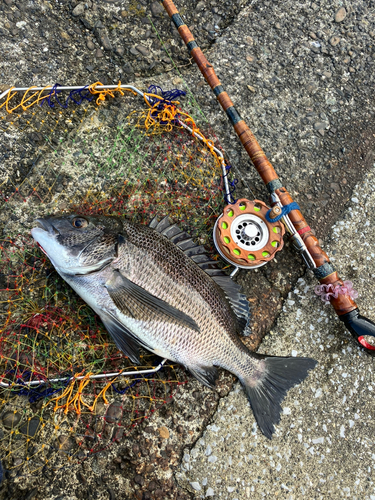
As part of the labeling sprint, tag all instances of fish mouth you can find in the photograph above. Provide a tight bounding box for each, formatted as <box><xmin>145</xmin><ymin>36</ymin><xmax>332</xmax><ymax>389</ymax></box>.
<box><xmin>31</xmin><ymin>218</ymin><xmax>60</xmax><ymax>257</ymax></box>
<box><xmin>34</xmin><ymin>218</ymin><xmax>60</xmax><ymax>236</ymax></box>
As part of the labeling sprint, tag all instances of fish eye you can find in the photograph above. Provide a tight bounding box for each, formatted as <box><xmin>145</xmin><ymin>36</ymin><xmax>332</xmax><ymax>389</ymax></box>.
<box><xmin>71</xmin><ymin>217</ymin><xmax>88</xmax><ymax>229</ymax></box>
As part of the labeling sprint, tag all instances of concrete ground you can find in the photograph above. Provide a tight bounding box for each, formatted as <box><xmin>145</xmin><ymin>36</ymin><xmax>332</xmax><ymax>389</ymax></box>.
<box><xmin>176</xmin><ymin>167</ymin><xmax>375</xmax><ymax>499</ymax></box>
<box><xmin>1</xmin><ymin>0</ymin><xmax>375</xmax><ymax>499</ymax></box>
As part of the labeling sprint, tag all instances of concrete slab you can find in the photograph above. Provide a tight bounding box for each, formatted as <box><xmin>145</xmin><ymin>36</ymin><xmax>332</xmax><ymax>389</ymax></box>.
<box><xmin>176</xmin><ymin>165</ymin><xmax>375</xmax><ymax>498</ymax></box>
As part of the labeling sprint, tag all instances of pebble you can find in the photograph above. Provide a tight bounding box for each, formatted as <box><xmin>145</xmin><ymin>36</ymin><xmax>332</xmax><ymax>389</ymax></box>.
<box><xmin>2</xmin><ymin>411</ymin><xmax>21</xmax><ymax>429</ymax></box>
<box><xmin>330</xmin><ymin>36</ymin><xmax>340</xmax><ymax>47</ymax></box>
<box><xmin>150</xmin><ymin>2</ymin><xmax>164</xmax><ymax>16</ymax></box>
<box><xmin>190</xmin><ymin>482</ymin><xmax>201</xmax><ymax>491</ymax></box>
<box><xmin>158</xmin><ymin>426</ymin><xmax>170</xmax><ymax>439</ymax></box>
<box><xmin>105</xmin><ymin>402</ymin><xmax>123</xmax><ymax>423</ymax></box>
<box><xmin>335</xmin><ymin>7</ymin><xmax>347</xmax><ymax>23</ymax></box>
<box><xmin>72</xmin><ymin>3</ymin><xmax>85</xmax><ymax>17</ymax></box>
<box><xmin>13</xmin><ymin>458</ymin><xmax>23</xmax><ymax>467</ymax></box>
<box><xmin>112</xmin><ymin>426</ymin><xmax>124</xmax><ymax>442</ymax></box>
<box><xmin>148</xmin><ymin>480</ymin><xmax>157</xmax><ymax>491</ymax></box>
<box><xmin>135</xmin><ymin>44</ymin><xmax>150</xmax><ymax>57</ymax></box>
<box><xmin>206</xmin><ymin>488</ymin><xmax>215</xmax><ymax>497</ymax></box>
<box><xmin>100</xmin><ymin>34</ymin><xmax>112</xmax><ymax>51</ymax></box>
<box><xmin>135</xmin><ymin>474</ymin><xmax>145</xmax><ymax>486</ymax></box>
<box><xmin>314</xmin><ymin>122</ymin><xmax>328</xmax><ymax>130</ymax></box>
<box><xmin>87</xmin><ymin>40</ymin><xmax>95</xmax><ymax>50</ymax></box>
<box><xmin>20</xmin><ymin>417</ymin><xmax>40</xmax><ymax>437</ymax></box>
<box><xmin>4</xmin><ymin>0</ymin><xmax>13</xmax><ymax>5</ymax></box>
<box><xmin>95</xmin><ymin>48</ymin><xmax>103</xmax><ymax>58</ymax></box>
<box><xmin>57</xmin><ymin>435</ymin><xmax>74</xmax><ymax>454</ymax></box>
<box><xmin>115</xmin><ymin>46</ymin><xmax>125</xmax><ymax>56</ymax></box>
<box><xmin>196</xmin><ymin>0</ymin><xmax>205</xmax><ymax>11</ymax></box>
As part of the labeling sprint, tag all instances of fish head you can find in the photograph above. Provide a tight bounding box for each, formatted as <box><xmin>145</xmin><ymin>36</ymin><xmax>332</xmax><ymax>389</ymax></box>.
<box><xmin>31</xmin><ymin>214</ymin><xmax>123</xmax><ymax>275</ymax></box>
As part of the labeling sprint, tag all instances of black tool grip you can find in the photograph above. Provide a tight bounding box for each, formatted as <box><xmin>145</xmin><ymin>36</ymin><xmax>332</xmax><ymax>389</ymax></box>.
<box><xmin>340</xmin><ymin>308</ymin><xmax>375</xmax><ymax>351</ymax></box>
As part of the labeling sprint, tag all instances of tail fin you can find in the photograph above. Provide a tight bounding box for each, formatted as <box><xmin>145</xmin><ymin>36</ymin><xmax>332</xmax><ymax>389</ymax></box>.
<box><xmin>241</xmin><ymin>356</ymin><xmax>317</xmax><ymax>439</ymax></box>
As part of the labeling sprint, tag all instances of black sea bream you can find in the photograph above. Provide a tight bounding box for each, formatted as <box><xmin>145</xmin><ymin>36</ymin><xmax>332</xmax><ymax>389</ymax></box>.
<box><xmin>31</xmin><ymin>214</ymin><xmax>316</xmax><ymax>438</ymax></box>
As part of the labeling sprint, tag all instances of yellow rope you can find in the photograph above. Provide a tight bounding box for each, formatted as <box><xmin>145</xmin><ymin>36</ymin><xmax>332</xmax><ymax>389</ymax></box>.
<box><xmin>0</xmin><ymin>81</ymin><xmax>223</xmax><ymax>167</ymax></box>
<box><xmin>88</xmin><ymin>80</ymin><xmax>137</xmax><ymax>106</ymax></box>
<box><xmin>48</xmin><ymin>370</ymin><xmax>122</xmax><ymax>415</ymax></box>
<box><xmin>49</xmin><ymin>371</ymin><xmax>93</xmax><ymax>414</ymax></box>
<box><xmin>142</xmin><ymin>92</ymin><xmax>222</xmax><ymax>166</ymax></box>
<box><xmin>0</xmin><ymin>86</ymin><xmax>52</xmax><ymax>114</ymax></box>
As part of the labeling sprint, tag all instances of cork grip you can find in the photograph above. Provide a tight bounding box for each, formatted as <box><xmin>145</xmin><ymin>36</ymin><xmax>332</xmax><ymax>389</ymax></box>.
<box><xmin>277</xmin><ymin>188</ymin><xmax>356</xmax><ymax>315</ymax></box>
<box><xmin>234</xmin><ymin>122</ymin><xmax>278</xmax><ymax>184</ymax></box>
<box><xmin>163</xmin><ymin>0</ymin><xmax>178</xmax><ymax>15</ymax></box>
<box><xmin>162</xmin><ymin>0</ymin><xmax>358</xmax><ymax>318</ymax></box>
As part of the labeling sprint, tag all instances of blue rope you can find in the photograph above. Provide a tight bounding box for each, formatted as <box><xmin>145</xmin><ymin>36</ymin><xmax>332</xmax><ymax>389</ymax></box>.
<box><xmin>41</xmin><ymin>83</ymin><xmax>94</xmax><ymax>109</ymax></box>
<box><xmin>223</xmin><ymin>165</ymin><xmax>238</xmax><ymax>204</ymax></box>
<box><xmin>265</xmin><ymin>202</ymin><xmax>300</xmax><ymax>222</ymax></box>
<box><xmin>146</xmin><ymin>85</ymin><xmax>187</xmax><ymax>126</ymax></box>
<box><xmin>147</xmin><ymin>84</ymin><xmax>186</xmax><ymax>105</ymax></box>
<box><xmin>6</xmin><ymin>369</ymin><xmax>71</xmax><ymax>403</ymax></box>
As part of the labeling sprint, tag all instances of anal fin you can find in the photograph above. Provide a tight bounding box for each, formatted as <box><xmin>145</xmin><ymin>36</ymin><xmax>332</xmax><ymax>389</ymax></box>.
<box><xmin>188</xmin><ymin>365</ymin><xmax>218</xmax><ymax>389</ymax></box>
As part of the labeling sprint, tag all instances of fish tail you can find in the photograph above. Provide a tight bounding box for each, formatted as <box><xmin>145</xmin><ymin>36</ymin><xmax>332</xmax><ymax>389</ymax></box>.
<box><xmin>239</xmin><ymin>355</ymin><xmax>317</xmax><ymax>439</ymax></box>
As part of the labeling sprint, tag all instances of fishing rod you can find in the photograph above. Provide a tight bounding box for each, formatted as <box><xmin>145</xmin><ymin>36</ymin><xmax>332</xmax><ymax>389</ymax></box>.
<box><xmin>162</xmin><ymin>0</ymin><xmax>375</xmax><ymax>352</ymax></box>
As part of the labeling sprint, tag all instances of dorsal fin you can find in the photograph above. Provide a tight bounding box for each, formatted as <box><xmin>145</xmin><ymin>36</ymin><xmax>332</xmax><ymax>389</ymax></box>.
<box><xmin>148</xmin><ymin>216</ymin><xmax>251</xmax><ymax>335</ymax></box>
<box><xmin>154</xmin><ymin>216</ymin><xmax>171</xmax><ymax>233</ymax></box>
<box><xmin>149</xmin><ymin>216</ymin><xmax>159</xmax><ymax>229</ymax></box>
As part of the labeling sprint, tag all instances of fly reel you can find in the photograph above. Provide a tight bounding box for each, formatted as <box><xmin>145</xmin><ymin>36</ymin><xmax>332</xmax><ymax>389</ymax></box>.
<box><xmin>213</xmin><ymin>198</ymin><xmax>285</xmax><ymax>269</ymax></box>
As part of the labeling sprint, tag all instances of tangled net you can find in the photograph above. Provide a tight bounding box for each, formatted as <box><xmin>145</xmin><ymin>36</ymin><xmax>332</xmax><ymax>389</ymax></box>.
<box><xmin>0</xmin><ymin>82</ymin><xmax>230</xmax><ymax>476</ymax></box>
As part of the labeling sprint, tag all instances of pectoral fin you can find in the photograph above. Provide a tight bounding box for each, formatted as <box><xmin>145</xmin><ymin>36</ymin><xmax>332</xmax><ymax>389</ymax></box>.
<box><xmin>105</xmin><ymin>270</ymin><xmax>200</xmax><ymax>333</ymax></box>
<box><xmin>99</xmin><ymin>311</ymin><xmax>144</xmax><ymax>365</ymax></box>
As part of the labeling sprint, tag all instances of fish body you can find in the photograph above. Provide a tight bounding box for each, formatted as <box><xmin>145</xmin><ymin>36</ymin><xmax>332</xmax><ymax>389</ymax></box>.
<box><xmin>31</xmin><ymin>214</ymin><xmax>316</xmax><ymax>438</ymax></box>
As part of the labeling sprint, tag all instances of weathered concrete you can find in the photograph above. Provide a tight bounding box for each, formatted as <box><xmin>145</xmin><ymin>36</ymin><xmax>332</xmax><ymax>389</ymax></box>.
<box><xmin>1</xmin><ymin>0</ymin><xmax>375</xmax><ymax>498</ymax></box>
<box><xmin>177</xmin><ymin>166</ymin><xmax>375</xmax><ymax>499</ymax></box>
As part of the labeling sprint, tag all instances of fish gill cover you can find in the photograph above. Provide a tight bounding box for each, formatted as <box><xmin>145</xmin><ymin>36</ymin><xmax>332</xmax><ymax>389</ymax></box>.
<box><xmin>0</xmin><ymin>81</ymin><xmax>232</xmax><ymax>477</ymax></box>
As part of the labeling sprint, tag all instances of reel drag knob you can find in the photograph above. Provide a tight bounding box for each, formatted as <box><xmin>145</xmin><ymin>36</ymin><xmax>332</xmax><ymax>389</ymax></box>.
<box><xmin>213</xmin><ymin>198</ymin><xmax>285</xmax><ymax>269</ymax></box>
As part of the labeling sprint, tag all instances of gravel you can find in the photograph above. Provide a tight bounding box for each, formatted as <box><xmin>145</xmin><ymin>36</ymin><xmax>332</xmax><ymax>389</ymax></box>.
<box><xmin>1</xmin><ymin>0</ymin><xmax>375</xmax><ymax>498</ymax></box>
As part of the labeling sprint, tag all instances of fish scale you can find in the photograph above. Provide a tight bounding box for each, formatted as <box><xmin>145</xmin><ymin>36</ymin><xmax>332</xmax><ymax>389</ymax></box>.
<box><xmin>31</xmin><ymin>213</ymin><xmax>317</xmax><ymax>438</ymax></box>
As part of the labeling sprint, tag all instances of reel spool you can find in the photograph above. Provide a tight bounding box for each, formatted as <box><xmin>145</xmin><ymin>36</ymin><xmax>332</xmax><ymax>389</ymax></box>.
<box><xmin>213</xmin><ymin>198</ymin><xmax>285</xmax><ymax>269</ymax></box>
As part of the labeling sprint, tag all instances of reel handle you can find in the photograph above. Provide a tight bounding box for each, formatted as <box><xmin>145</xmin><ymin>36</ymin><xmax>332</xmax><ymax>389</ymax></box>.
<box><xmin>162</xmin><ymin>0</ymin><xmax>374</xmax><ymax>352</ymax></box>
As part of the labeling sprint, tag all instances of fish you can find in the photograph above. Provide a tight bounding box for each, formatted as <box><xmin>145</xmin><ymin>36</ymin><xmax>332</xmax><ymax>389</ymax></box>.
<box><xmin>31</xmin><ymin>213</ymin><xmax>316</xmax><ymax>438</ymax></box>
